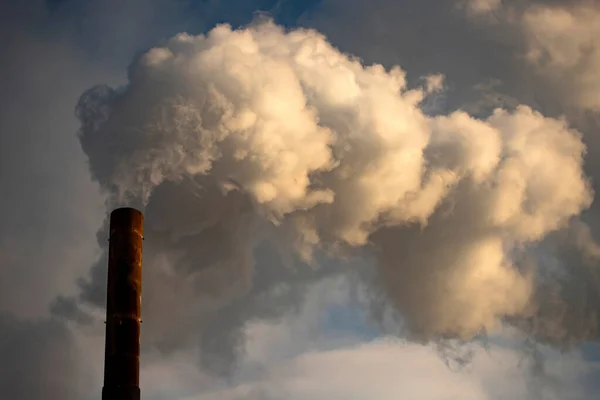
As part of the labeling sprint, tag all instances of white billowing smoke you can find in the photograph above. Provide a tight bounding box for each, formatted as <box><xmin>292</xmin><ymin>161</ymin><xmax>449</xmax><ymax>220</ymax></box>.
<box><xmin>77</xmin><ymin>21</ymin><xmax>592</xmax><ymax>348</ymax></box>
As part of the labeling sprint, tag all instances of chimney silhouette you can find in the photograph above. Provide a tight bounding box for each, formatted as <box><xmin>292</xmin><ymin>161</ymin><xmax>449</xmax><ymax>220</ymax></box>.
<box><xmin>102</xmin><ymin>207</ymin><xmax>144</xmax><ymax>400</ymax></box>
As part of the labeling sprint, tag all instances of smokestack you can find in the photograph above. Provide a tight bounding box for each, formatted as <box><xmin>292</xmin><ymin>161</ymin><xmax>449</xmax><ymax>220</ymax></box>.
<box><xmin>102</xmin><ymin>207</ymin><xmax>144</xmax><ymax>400</ymax></box>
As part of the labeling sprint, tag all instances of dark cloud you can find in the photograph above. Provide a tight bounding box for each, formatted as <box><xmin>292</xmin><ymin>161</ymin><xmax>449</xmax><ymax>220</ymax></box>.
<box><xmin>0</xmin><ymin>0</ymin><xmax>191</xmax><ymax>397</ymax></box>
<box><xmin>0</xmin><ymin>314</ymin><xmax>91</xmax><ymax>400</ymax></box>
<box><xmin>0</xmin><ymin>0</ymin><xmax>104</xmax><ymax>318</ymax></box>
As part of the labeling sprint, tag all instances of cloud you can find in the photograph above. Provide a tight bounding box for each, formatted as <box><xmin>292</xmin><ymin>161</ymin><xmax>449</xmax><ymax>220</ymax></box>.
<box><xmin>0</xmin><ymin>314</ymin><xmax>92</xmax><ymax>400</ymax></box>
<box><xmin>133</xmin><ymin>276</ymin><xmax>597</xmax><ymax>399</ymax></box>
<box><xmin>508</xmin><ymin>219</ymin><xmax>600</xmax><ymax>346</ymax></box>
<box><xmin>72</xmin><ymin>19</ymin><xmax>593</xmax><ymax>375</ymax></box>
<box><xmin>518</xmin><ymin>2</ymin><xmax>600</xmax><ymax>112</ymax></box>
<box><xmin>0</xmin><ymin>0</ymin><xmax>192</xmax><ymax>398</ymax></box>
<box><xmin>463</xmin><ymin>0</ymin><xmax>600</xmax><ymax>113</ymax></box>
<box><xmin>0</xmin><ymin>0</ymin><xmax>106</xmax><ymax>319</ymax></box>
<box><xmin>458</xmin><ymin>0</ymin><xmax>502</xmax><ymax>16</ymax></box>
<box><xmin>185</xmin><ymin>338</ymin><xmax>594</xmax><ymax>400</ymax></box>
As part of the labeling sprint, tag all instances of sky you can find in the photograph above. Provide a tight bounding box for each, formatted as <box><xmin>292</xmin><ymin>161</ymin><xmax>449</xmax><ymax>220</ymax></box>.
<box><xmin>2</xmin><ymin>0</ymin><xmax>600</xmax><ymax>399</ymax></box>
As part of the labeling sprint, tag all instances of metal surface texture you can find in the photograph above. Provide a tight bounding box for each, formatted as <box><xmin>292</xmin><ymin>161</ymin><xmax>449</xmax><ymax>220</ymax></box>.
<box><xmin>102</xmin><ymin>207</ymin><xmax>144</xmax><ymax>400</ymax></box>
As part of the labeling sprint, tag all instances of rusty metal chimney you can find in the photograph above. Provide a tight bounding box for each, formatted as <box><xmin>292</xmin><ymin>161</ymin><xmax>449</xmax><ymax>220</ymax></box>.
<box><xmin>102</xmin><ymin>207</ymin><xmax>144</xmax><ymax>400</ymax></box>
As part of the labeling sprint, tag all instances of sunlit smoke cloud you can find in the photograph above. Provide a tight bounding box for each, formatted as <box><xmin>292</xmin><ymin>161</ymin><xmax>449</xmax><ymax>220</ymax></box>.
<box><xmin>75</xmin><ymin>20</ymin><xmax>593</xmax><ymax>371</ymax></box>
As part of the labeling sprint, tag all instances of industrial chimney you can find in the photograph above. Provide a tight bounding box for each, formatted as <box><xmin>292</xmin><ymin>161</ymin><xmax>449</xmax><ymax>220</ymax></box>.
<box><xmin>102</xmin><ymin>207</ymin><xmax>144</xmax><ymax>400</ymax></box>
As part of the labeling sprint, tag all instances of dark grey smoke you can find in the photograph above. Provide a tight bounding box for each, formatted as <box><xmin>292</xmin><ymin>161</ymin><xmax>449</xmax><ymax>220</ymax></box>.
<box><xmin>69</xmin><ymin>177</ymin><xmax>342</xmax><ymax>374</ymax></box>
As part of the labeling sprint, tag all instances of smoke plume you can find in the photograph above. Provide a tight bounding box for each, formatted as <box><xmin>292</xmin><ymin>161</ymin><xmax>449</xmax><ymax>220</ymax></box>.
<box><xmin>75</xmin><ymin>20</ymin><xmax>593</xmax><ymax>371</ymax></box>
